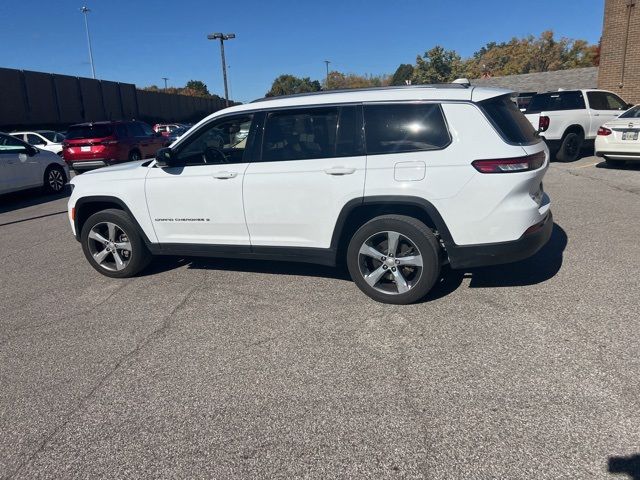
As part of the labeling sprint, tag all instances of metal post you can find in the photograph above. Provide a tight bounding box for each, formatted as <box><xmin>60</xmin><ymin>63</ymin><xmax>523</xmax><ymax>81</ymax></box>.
<box><xmin>162</xmin><ymin>77</ymin><xmax>169</xmax><ymax>90</ymax></box>
<box><xmin>324</xmin><ymin>60</ymin><xmax>331</xmax><ymax>87</ymax></box>
<box><xmin>219</xmin><ymin>38</ymin><xmax>229</xmax><ymax>106</ymax></box>
<box><xmin>81</xmin><ymin>6</ymin><xmax>96</xmax><ymax>79</ymax></box>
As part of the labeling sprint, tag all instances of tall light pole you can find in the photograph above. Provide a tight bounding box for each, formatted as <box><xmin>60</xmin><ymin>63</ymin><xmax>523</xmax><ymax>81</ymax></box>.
<box><xmin>324</xmin><ymin>60</ymin><xmax>331</xmax><ymax>87</ymax></box>
<box><xmin>207</xmin><ymin>32</ymin><xmax>235</xmax><ymax>106</ymax></box>
<box><xmin>162</xmin><ymin>77</ymin><xmax>169</xmax><ymax>90</ymax></box>
<box><xmin>80</xmin><ymin>6</ymin><xmax>96</xmax><ymax>79</ymax></box>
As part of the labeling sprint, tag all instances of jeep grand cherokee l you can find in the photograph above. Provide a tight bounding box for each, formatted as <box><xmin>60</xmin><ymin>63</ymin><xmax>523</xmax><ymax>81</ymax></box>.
<box><xmin>67</xmin><ymin>85</ymin><xmax>552</xmax><ymax>304</ymax></box>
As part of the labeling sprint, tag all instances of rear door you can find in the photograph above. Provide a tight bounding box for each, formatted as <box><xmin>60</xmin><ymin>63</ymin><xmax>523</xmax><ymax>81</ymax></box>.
<box><xmin>587</xmin><ymin>91</ymin><xmax>629</xmax><ymax>136</ymax></box>
<box><xmin>243</xmin><ymin>105</ymin><xmax>366</xmax><ymax>248</ymax></box>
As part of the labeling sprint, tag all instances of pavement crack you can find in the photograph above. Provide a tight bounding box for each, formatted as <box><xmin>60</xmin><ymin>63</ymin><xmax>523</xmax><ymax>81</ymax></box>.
<box><xmin>4</xmin><ymin>273</ymin><xmax>206</xmax><ymax>479</ymax></box>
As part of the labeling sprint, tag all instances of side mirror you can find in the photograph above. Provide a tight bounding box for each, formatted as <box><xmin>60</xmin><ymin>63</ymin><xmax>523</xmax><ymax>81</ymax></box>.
<box><xmin>627</xmin><ymin>103</ymin><xmax>634</xmax><ymax>110</ymax></box>
<box><xmin>26</xmin><ymin>145</ymin><xmax>39</xmax><ymax>156</ymax></box>
<box><xmin>155</xmin><ymin>147</ymin><xmax>177</xmax><ymax>168</ymax></box>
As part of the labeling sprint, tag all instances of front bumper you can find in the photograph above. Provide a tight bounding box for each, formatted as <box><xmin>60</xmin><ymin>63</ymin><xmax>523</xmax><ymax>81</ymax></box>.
<box><xmin>447</xmin><ymin>212</ymin><xmax>553</xmax><ymax>269</ymax></box>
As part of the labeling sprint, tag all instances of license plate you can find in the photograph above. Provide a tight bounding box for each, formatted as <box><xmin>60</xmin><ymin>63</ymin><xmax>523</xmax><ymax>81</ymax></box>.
<box><xmin>81</xmin><ymin>146</ymin><xmax>91</xmax><ymax>152</ymax></box>
<box><xmin>622</xmin><ymin>131</ymin><xmax>638</xmax><ymax>141</ymax></box>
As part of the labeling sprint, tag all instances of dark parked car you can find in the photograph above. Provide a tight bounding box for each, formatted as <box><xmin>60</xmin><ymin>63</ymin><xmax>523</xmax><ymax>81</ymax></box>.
<box><xmin>62</xmin><ymin>121</ymin><xmax>168</xmax><ymax>171</ymax></box>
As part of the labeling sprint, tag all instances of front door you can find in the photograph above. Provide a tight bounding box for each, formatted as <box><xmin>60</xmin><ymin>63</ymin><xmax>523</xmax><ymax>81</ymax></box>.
<box><xmin>587</xmin><ymin>91</ymin><xmax>629</xmax><ymax>137</ymax></box>
<box><xmin>145</xmin><ymin>113</ymin><xmax>255</xmax><ymax>245</ymax></box>
<box><xmin>243</xmin><ymin>105</ymin><xmax>366</xmax><ymax>248</ymax></box>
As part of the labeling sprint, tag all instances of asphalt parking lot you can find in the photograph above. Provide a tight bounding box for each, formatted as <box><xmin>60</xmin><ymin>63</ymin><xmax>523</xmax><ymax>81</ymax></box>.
<box><xmin>1</xmin><ymin>156</ymin><xmax>639</xmax><ymax>479</ymax></box>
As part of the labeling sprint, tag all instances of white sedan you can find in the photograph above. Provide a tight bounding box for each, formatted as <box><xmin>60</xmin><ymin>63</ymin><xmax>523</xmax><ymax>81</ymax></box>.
<box><xmin>11</xmin><ymin>130</ymin><xmax>65</xmax><ymax>155</ymax></box>
<box><xmin>0</xmin><ymin>132</ymin><xmax>69</xmax><ymax>195</ymax></box>
<box><xmin>595</xmin><ymin>105</ymin><xmax>640</xmax><ymax>167</ymax></box>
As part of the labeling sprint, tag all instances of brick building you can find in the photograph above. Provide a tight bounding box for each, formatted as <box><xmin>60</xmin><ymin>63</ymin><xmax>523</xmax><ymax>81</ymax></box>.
<box><xmin>599</xmin><ymin>0</ymin><xmax>640</xmax><ymax>102</ymax></box>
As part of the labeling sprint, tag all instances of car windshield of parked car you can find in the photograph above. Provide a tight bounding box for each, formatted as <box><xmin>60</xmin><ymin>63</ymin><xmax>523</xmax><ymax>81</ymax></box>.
<box><xmin>619</xmin><ymin>106</ymin><xmax>640</xmax><ymax>118</ymax></box>
<box><xmin>39</xmin><ymin>131</ymin><xmax>65</xmax><ymax>143</ymax></box>
<box><xmin>65</xmin><ymin>125</ymin><xmax>113</xmax><ymax>139</ymax></box>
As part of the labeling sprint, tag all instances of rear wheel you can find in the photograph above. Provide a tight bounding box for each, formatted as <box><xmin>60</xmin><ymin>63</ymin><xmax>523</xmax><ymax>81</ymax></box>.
<box><xmin>346</xmin><ymin>215</ymin><xmax>441</xmax><ymax>304</ymax></box>
<box><xmin>43</xmin><ymin>165</ymin><xmax>66</xmax><ymax>194</ymax></box>
<box><xmin>80</xmin><ymin>209</ymin><xmax>152</xmax><ymax>278</ymax></box>
<box><xmin>556</xmin><ymin>131</ymin><xmax>584</xmax><ymax>162</ymax></box>
<box><xmin>128</xmin><ymin>150</ymin><xmax>142</xmax><ymax>162</ymax></box>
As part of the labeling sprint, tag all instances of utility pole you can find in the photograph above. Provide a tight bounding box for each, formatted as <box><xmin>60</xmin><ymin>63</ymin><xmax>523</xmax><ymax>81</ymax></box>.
<box><xmin>207</xmin><ymin>32</ymin><xmax>236</xmax><ymax>106</ymax></box>
<box><xmin>162</xmin><ymin>77</ymin><xmax>169</xmax><ymax>90</ymax></box>
<box><xmin>324</xmin><ymin>60</ymin><xmax>331</xmax><ymax>87</ymax></box>
<box><xmin>81</xmin><ymin>6</ymin><xmax>96</xmax><ymax>79</ymax></box>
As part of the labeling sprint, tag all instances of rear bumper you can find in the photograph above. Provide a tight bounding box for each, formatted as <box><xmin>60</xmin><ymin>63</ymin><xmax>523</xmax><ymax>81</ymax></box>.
<box><xmin>596</xmin><ymin>151</ymin><xmax>640</xmax><ymax>161</ymax></box>
<box><xmin>69</xmin><ymin>160</ymin><xmax>108</xmax><ymax>170</ymax></box>
<box><xmin>447</xmin><ymin>212</ymin><xmax>553</xmax><ymax>269</ymax></box>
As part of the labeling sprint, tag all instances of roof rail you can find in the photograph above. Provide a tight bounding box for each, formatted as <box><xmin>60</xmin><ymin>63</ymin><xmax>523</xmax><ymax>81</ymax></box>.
<box><xmin>250</xmin><ymin>83</ymin><xmax>468</xmax><ymax>103</ymax></box>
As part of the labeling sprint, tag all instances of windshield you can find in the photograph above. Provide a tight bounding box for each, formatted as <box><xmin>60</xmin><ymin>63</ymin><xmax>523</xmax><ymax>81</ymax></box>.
<box><xmin>65</xmin><ymin>125</ymin><xmax>114</xmax><ymax>140</ymax></box>
<box><xmin>39</xmin><ymin>131</ymin><xmax>65</xmax><ymax>143</ymax></box>
<box><xmin>619</xmin><ymin>105</ymin><xmax>640</xmax><ymax>118</ymax></box>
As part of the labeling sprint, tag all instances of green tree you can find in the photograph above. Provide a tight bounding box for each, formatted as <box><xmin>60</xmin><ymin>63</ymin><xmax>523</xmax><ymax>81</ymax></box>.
<box><xmin>266</xmin><ymin>74</ymin><xmax>322</xmax><ymax>97</ymax></box>
<box><xmin>184</xmin><ymin>80</ymin><xmax>211</xmax><ymax>96</ymax></box>
<box><xmin>390</xmin><ymin>64</ymin><xmax>414</xmax><ymax>86</ymax></box>
<box><xmin>325</xmin><ymin>71</ymin><xmax>390</xmax><ymax>90</ymax></box>
<box><xmin>412</xmin><ymin>46</ymin><xmax>463</xmax><ymax>84</ymax></box>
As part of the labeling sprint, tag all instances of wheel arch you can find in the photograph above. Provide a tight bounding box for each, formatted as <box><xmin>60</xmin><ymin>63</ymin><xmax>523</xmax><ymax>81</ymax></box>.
<box><xmin>330</xmin><ymin>196</ymin><xmax>454</xmax><ymax>265</ymax></box>
<box><xmin>562</xmin><ymin>124</ymin><xmax>585</xmax><ymax>139</ymax></box>
<box><xmin>74</xmin><ymin>195</ymin><xmax>152</xmax><ymax>245</ymax></box>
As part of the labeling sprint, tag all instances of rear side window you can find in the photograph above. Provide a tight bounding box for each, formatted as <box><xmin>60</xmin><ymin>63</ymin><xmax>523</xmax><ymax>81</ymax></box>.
<box><xmin>526</xmin><ymin>92</ymin><xmax>586</xmax><ymax>113</ymax></box>
<box><xmin>66</xmin><ymin>125</ymin><xmax>114</xmax><ymax>139</ymax></box>
<box><xmin>261</xmin><ymin>106</ymin><xmax>362</xmax><ymax>162</ymax></box>
<box><xmin>481</xmin><ymin>95</ymin><xmax>538</xmax><ymax>145</ymax></box>
<box><xmin>364</xmin><ymin>103</ymin><xmax>450</xmax><ymax>155</ymax></box>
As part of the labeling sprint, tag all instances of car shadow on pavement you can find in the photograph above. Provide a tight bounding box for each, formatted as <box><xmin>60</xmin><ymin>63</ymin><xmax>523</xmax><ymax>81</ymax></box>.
<box><xmin>608</xmin><ymin>454</ymin><xmax>640</xmax><ymax>479</ymax></box>
<box><xmin>0</xmin><ymin>186</ymin><xmax>70</xmax><ymax>214</ymax></box>
<box><xmin>595</xmin><ymin>160</ymin><xmax>640</xmax><ymax>171</ymax></box>
<box><xmin>434</xmin><ymin>223</ymin><xmax>568</xmax><ymax>293</ymax></box>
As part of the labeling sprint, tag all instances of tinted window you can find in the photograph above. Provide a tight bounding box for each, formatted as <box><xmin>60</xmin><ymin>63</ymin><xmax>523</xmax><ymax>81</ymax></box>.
<box><xmin>262</xmin><ymin>107</ymin><xmax>341</xmax><ymax>162</ymax></box>
<box><xmin>481</xmin><ymin>95</ymin><xmax>538</xmax><ymax>144</ymax></box>
<box><xmin>127</xmin><ymin>123</ymin><xmax>145</xmax><ymax>137</ymax></box>
<box><xmin>526</xmin><ymin>91</ymin><xmax>586</xmax><ymax>113</ymax></box>
<box><xmin>139</xmin><ymin>123</ymin><xmax>155</xmax><ymax>136</ymax></box>
<box><xmin>66</xmin><ymin>125</ymin><xmax>114</xmax><ymax>139</ymax></box>
<box><xmin>115</xmin><ymin>124</ymin><xmax>127</xmax><ymax>138</ymax></box>
<box><xmin>39</xmin><ymin>131</ymin><xmax>65</xmax><ymax>143</ymax></box>
<box><xmin>176</xmin><ymin>114</ymin><xmax>253</xmax><ymax>166</ymax></box>
<box><xmin>364</xmin><ymin>103</ymin><xmax>450</xmax><ymax>155</ymax></box>
<box><xmin>0</xmin><ymin>133</ymin><xmax>28</xmax><ymax>153</ymax></box>
<box><xmin>620</xmin><ymin>105</ymin><xmax>640</xmax><ymax>118</ymax></box>
<box><xmin>27</xmin><ymin>134</ymin><xmax>45</xmax><ymax>145</ymax></box>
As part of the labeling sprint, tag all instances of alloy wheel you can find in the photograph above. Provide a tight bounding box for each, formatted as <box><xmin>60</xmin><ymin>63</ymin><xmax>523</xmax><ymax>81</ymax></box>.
<box><xmin>87</xmin><ymin>222</ymin><xmax>132</xmax><ymax>271</ymax></box>
<box><xmin>357</xmin><ymin>230</ymin><xmax>423</xmax><ymax>295</ymax></box>
<box><xmin>48</xmin><ymin>169</ymin><xmax>64</xmax><ymax>191</ymax></box>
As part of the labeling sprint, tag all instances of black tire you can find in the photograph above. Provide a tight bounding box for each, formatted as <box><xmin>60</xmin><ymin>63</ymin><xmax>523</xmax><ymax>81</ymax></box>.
<box><xmin>556</xmin><ymin>131</ymin><xmax>584</xmax><ymax>162</ymax></box>
<box><xmin>346</xmin><ymin>215</ymin><xmax>441</xmax><ymax>304</ymax></box>
<box><xmin>80</xmin><ymin>208</ymin><xmax>152</xmax><ymax>278</ymax></box>
<box><xmin>43</xmin><ymin>164</ymin><xmax>67</xmax><ymax>194</ymax></box>
<box><xmin>128</xmin><ymin>150</ymin><xmax>142</xmax><ymax>162</ymax></box>
<box><xmin>605</xmin><ymin>157</ymin><xmax>625</xmax><ymax>168</ymax></box>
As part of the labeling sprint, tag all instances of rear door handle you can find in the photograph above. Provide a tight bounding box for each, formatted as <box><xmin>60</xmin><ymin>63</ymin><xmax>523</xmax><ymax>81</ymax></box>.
<box><xmin>324</xmin><ymin>167</ymin><xmax>356</xmax><ymax>176</ymax></box>
<box><xmin>212</xmin><ymin>171</ymin><xmax>237</xmax><ymax>179</ymax></box>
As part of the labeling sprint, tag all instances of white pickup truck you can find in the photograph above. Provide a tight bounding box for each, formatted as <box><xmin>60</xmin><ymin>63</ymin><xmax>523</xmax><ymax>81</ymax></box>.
<box><xmin>524</xmin><ymin>89</ymin><xmax>631</xmax><ymax>161</ymax></box>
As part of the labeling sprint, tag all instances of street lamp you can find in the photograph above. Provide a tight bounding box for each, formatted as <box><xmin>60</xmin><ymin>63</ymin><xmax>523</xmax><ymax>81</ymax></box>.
<box><xmin>162</xmin><ymin>77</ymin><xmax>169</xmax><ymax>90</ymax></box>
<box><xmin>324</xmin><ymin>60</ymin><xmax>331</xmax><ymax>87</ymax></box>
<box><xmin>207</xmin><ymin>32</ymin><xmax>235</xmax><ymax>106</ymax></box>
<box><xmin>80</xmin><ymin>6</ymin><xmax>96</xmax><ymax>79</ymax></box>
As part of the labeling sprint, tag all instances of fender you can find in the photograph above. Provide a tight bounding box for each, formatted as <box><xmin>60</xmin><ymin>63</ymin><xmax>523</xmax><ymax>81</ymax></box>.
<box><xmin>73</xmin><ymin>195</ymin><xmax>153</xmax><ymax>245</ymax></box>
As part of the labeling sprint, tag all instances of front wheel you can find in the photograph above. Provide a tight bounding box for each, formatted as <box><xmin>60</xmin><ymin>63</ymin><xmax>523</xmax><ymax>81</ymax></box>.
<box><xmin>80</xmin><ymin>209</ymin><xmax>152</xmax><ymax>278</ymax></box>
<box><xmin>346</xmin><ymin>215</ymin><xmax>441</xmax><ymax>304</ymax></box>
<box><xmin>43</xmin><ymin>165</ymin><xmax>66</xmax><ymax>194</ymax></box>
<box><xmin>128</xmin><ymin>150</ymin><xmax>142</xmax><ymax>162</ymax></box>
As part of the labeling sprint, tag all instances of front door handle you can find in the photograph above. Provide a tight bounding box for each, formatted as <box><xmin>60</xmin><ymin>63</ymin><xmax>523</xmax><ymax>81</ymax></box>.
<box><xmin>213</xmin><ymin>171</ymin><xmax>237</xmax><ymax>179</ymax></box>
<box><xmin>324</xmin><ymin>167</ymin><xmax>356</xmax><ymax>176</ymax></box>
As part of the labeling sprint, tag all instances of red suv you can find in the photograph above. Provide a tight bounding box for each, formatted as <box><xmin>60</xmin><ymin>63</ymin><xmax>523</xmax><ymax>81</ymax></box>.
<box><xmin>62</xmin><ymin>121</ymin><xmax>168</xmax><ymax>171</ymax></box>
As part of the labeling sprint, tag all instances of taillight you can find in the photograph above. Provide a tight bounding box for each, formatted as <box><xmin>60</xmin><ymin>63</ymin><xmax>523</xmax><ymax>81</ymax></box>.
<box><xmin>538</xmin><ymin>116</ymin><xmax>550</xmax><ymax>132</ymax></box>
<box><xmin>597</xmin><ymin>127</ymin><xmax>612</xmax><ymax>136</ymax></box>
<box><xmin>472</xmin><ymin>152</ymin><xmax>546</xmax><ymax>174</ymax></box>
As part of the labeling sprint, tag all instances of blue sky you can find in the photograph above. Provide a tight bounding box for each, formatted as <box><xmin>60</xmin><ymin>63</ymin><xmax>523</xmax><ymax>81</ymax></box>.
<box><xmin>1</xmin><ymin>0</ymin><xmax>604</xmax><ymax>103</ymax></box>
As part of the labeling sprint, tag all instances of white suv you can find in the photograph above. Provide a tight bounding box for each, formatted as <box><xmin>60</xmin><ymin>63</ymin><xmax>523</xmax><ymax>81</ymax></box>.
<box><xmin>67</xmin><ymin>85</ymin><xmax>552</xmax><ymax>304</ymax></box>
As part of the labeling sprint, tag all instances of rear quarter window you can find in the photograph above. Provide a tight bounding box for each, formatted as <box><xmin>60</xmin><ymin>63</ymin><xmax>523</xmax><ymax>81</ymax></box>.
<box><xmin>364</xmin><ymin>103</ymin><xmax>450</xmax><ymax>155</ymax></box>
<box><xmin>480</xmin><ymin>95</ymin><xmax>538</xmax><ymax>145</ymax></box>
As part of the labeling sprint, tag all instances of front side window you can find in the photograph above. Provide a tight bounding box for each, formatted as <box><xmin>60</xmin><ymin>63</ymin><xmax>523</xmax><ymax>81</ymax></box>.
<box><xmin>587</xmin><ymin>91</ymin><xmax>626</xmax><ymax>111</ymax></box>
<box><xmin>603</xmin><ymin>92</ymin><xmax>627</xmax><ymax>110</ymax></box>
<box><xmin>40</xmin><ymin>131</ymin><xmax>65</xmax><ymax>143</ymax></box>
<box><xmin>176</xmin><ymin>114</ymin><xmax>253</xmax><ymax>166</ymax></box>
<box><xmin>364</xmin><ymin>103</ymin><xmax>450</xmax><ymax>155</ymax></box>
<box><xmin>27</xmin><ymin>134</ymin><xmax>46</xmax><ymax>146</ymax></box>
<box><xmin>139</xmin><ymin>123</ymin><xmax>155</xmax><ymax>136</ymax></box>
<box><xmin>0</xmin><ymin>133</ymin><xmax>28</xmax><ymax>154</ymax></box>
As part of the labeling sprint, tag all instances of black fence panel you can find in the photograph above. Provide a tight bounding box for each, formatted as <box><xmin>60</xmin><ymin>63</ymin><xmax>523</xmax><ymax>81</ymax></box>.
<box><xmin>0</xmin><ymin>68</ymin><xmax>235</xmax><ymax>130</ymax></box>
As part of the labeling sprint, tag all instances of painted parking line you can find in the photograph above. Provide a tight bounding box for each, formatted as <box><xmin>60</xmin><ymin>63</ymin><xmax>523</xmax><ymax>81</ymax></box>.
<box><xmin>573</xmin><ymin>161</ymin><xmax>599</xmax><ymax>169</ymax></box>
